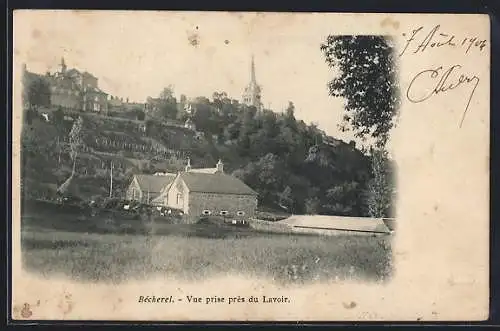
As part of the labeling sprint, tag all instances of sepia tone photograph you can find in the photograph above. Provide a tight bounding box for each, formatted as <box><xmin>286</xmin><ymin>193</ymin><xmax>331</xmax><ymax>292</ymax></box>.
<box><xmin>11</xmin><ymin>11</ymin><xmax>489</xmax><ymax>321</ymax></box>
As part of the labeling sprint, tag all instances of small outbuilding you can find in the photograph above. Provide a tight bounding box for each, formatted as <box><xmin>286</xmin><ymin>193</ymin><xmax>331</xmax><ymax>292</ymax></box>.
<box><xmin>279</xmin><ymin>215</ymin><xmax>392</xmax><ymax>236</ymax></box>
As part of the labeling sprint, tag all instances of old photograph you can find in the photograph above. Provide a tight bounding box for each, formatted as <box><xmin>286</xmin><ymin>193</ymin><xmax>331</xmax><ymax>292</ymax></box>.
<box><xmin>11</xmin><ymin>11</ymin><xmax>489</xmax><ymax>321</ymax></box>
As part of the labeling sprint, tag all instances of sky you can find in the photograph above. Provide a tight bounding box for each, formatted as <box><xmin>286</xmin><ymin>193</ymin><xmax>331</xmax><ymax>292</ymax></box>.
<box><xmin>14</xmin><ymin>11</ymin><xmax>358</xmax><ymax>142</ymax></box>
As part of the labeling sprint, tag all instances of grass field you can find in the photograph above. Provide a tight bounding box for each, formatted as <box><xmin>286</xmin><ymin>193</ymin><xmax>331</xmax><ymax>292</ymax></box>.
<box><xmin>20</xmin><ymin>201</ymin><xmax>393</xmax><ymax>285</ymax></box>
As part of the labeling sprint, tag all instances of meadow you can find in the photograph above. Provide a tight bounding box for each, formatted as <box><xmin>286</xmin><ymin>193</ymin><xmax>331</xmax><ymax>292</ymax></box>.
<box><xmin>20</xmin><ymin>201</ymin><xmax>393</xmax><ymax>285</ymax></box>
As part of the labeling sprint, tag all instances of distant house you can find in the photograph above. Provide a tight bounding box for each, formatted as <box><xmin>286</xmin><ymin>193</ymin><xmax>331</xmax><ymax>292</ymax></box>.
<box><xmin>184</xmin><ymin>118</ymin><xmax>196</xmax><ymax>131</ymax></box>
<box><xmin>138</xmin><ymin>122</ymin><xmax>147</xmax><ymax>133</ymax></box>
<box><xmin>152</xmin><ymin>159</ymin><xmax>258</xmax><ymax>219</ymax></box>
<box><xmin>279</xmin><ymin>215</ymin><xmax>391</xmax><ymax>236</ymax></box>
<box><xmin>126</xmin><ymin>172</ymin><xmax>176</xmax><ymax>204</ymax></box>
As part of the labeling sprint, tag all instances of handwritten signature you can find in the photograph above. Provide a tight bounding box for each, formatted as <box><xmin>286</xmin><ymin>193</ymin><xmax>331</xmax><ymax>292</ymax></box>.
<box><xmin>406</xmin><ymin>64</ymin><xmax>480</xmax><ymax>127</ymax></box>
<box><xmin>399</xmin><ymin>25</ymin><xmax>487</xmax><ymax>57</ymax></box>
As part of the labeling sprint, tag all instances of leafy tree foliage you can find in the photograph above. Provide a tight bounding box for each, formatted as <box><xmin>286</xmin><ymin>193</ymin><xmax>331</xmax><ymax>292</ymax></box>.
<box><xmin>320</xmin><ymin>35</ymin><xmax>399</xmax><ymax>148</ymax></box>
<box><xmin>365</xmin><ymin>148</ymin><xmax>396</xmax><ymax>218</ymax></box>
<box><xmin>320</xmin><ymin>35</ymin><xmax>399</xmax><ymax>217</ymax></box>
<box><xmin>184</xmin><ymin>94</ymin><xmax>374</xmax><ymax>216</ymax></box>
<box><xmin>158</xmin><ymin>85</ymin><xmax>178</xmax><ymax>119</ymax></box>
<box><xmin>134</xmin><ymin>108</ymin><xmax>146</xmax><ymax>121</ymax></box>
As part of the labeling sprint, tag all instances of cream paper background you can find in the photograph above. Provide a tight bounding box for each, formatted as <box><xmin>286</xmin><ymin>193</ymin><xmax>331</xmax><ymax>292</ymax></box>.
<box><xmin>11</xmin><ymin>11</ymin><xmax>490</xmax><ymax>321</ymax></box>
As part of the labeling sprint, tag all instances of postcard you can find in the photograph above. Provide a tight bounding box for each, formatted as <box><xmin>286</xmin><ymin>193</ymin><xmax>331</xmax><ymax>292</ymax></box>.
<box><xmin>11</xmin><ymin>10</ymin><xmax>490</xmax><ymax>321</ymax></box>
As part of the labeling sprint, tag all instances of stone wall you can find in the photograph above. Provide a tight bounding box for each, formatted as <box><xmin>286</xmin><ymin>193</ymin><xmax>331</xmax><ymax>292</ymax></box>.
<box><xmin>187</xmin><ymin>192</ymin><xmax>258</xmax><ymax>218</ymax></box>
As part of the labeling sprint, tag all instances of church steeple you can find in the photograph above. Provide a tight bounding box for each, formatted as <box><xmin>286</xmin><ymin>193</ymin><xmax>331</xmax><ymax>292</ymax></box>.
<box><xmin>250</xmin><ymin>54</ymin><xmax>256</xmax><ymax>84</ymax></box>
<box><xmin>60</xmin><ymin>57</ymin><xmax>67</xmax><ymax>74</ymax></box>
<box><xmin>242</xmin><ymin>55</ymin><xmax>263</xmax><ymax>111</ymax></box>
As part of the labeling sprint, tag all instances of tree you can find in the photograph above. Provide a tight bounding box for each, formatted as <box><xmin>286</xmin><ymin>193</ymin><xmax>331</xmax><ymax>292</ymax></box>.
<box><xmin>52</xmin><ymin>107</ymin><xmax>65</xmax><ymax>127</ymax></box>
<box><xmin>320</xmin><ymin>35</ymin><xmax>399</xmax><ymax>148</ymax></box>
<box><xmin>305</xmin><ymin>197</ymin><xmax>320</xmax><ymax>215</ymax></box>
<box><xmin>322</xmin><ymin>181</ymin><xmax>363</xmax><ymax>216</ymax></box>
<box><xmin>159</xmin><ymin>85</ymin><xmax>175</xmax><ymax>100</ymax></box>
<box><xmin>24</xmin><ymin>77</ymin><xmax>51</xmax><ymax>110</ymax></box>
<box><xmin>320</xmin><ymin>35</ymin><xmax>399</xmax><ymax>218</ymax></box>
<box><xmin>365</xmin><ymin>149</ymin><xmax>395</xmax><ymax>218</ymax></box>
<box><xmin>158</xmin><ymin>85</ymin><xmax>178</xmax><ymax>119</ymax></box>
<box><xmin>176</xmin><ymin>94</ymin><xmax>189</xmax><ymax>121</ymax></box>
<box><xmin>135</xmin><ymin>108</ymin><xmax>145</xmax><ymax>121</ymax></box>
<box><xmin>69</xmin><ymin>116</ymin><xmax>84</xmax><ymax>176</ymax></box>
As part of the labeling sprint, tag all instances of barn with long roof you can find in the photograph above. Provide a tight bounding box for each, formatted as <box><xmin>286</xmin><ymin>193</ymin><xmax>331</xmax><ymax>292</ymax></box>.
<box><xmin>150</xmin><ymin>159</ymin><xmax>258</xmax><ymax>220</ymax></box>
<box><xmin>278</xmin><ymin>215</ymin><xmax>391</xmax><ymax>236</ymax></box>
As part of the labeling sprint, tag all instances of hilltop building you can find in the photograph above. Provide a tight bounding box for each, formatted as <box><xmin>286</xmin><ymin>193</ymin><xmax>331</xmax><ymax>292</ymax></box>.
<box><xmin>242</xmin><ymin>55</ymin><xmax>263</xmax><ymax>111</ymax></box>
<box><xmin>22</xmin><ymin>57</ymin><xmax>108</xmax><ymax>112</ymax></box>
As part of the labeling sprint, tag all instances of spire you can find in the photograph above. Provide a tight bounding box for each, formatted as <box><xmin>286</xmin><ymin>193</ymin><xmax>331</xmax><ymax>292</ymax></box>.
<box><xmin>250</xmin><ymin>54</ymin><xmax>256</xmax><ymax>84</ymax></box>
<box><xmin>242</xmin><ymin>54</ymin><xmax>263</xmax><ymax>111</ymax></box>
<box><xmin>185</xmin><ymin>158</ymin><xmax>191</xmax><ymax>172</ymax></box>
<box><xmin>60</xmin><ymin>56</ymin><xmax>67</xmax><ymax>73</ymax></box>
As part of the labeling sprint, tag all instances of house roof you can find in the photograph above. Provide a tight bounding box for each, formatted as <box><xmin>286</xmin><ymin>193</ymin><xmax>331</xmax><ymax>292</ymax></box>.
<box><xmin>66</xmin><ymin>68</ymin><xmax>81</xmax><ymax>77</ymax></box>
<box><xmin>188</xmin><ymin>168</ymin><xmax>218</xmax><ymax>174</ymax></box>
<box><xmin>280</xmin><ymin>215</ymin><xmax>391</xmax><ymax>234</ymax></box>
<box><xmin>134</xmin><ymin>173</ymin><xmax>176</xmax><ymax>193</ymax></box>
<box><xmin>180</xmin><ymin>172</ymin><xmax>258</xmax><ymax>196</ymax></box>
<box><xmin>82</xmin><ymin>71</ymin><xmax>97</xmax><ymax>79</ymax></box>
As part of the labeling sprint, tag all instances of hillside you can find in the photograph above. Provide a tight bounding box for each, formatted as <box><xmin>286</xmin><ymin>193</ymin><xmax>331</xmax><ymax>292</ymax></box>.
<box><xmin>22</xmin><ymin>110</ymin><xmax>205</xmax><ymax>195</ymax></box>
<box><xmin>20</xmin><ymin>95</ymin><xmax>378</xmax><ymax>217</ymax></box>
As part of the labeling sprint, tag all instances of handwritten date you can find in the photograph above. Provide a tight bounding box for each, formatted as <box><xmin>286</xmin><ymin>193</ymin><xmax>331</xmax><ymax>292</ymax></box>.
<box><xmin>400</xmin><ymin>25</ymin><xmax>487</xmax><ymax>57</ymax></box>
<box><xmin>406</xmin><ymin>64</ymin><xmax>480</xmax><ymax>128</ymax></box>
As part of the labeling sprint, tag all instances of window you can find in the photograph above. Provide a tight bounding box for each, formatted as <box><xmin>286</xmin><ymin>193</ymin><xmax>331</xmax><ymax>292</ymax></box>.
<box><xmin>220</xmin><ymin>211</ymin><xmax>228</xmax><ymax>216</ymax></box>
<box><xmin>237</xmin><ymin>211</ymin><xmax>245</xmax><ymax>216</ymax></box>
<box><xmin>202</xmin><ymin>210</ymin><xmax>211</xmax><ymax>216</ymax></box>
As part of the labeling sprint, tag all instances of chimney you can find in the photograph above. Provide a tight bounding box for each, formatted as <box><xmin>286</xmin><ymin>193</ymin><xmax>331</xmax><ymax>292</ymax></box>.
<box><xmin>216</xmin><ymin>159</ymin><xmax>224</xmax><ymax>173</ymax></box>
<box><xmin>185</xmin><ymin>158</ymin><xmax>192</xmax><ymax>172</ymax></box>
